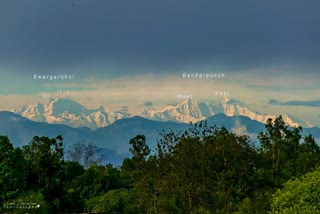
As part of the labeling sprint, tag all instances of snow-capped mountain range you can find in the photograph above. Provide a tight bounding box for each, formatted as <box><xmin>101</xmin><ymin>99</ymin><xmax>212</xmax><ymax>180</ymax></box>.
<box><xmin>11</xmin><ymin>97</ymin><xmax>314</xmax><ymax>130</ymax></box>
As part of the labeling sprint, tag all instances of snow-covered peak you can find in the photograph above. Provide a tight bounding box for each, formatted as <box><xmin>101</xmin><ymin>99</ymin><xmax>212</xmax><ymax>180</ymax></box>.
<box><xmin>47</xmin><ymin>98</ymin><xmax>87</xmax><ymax>115</ymax></box>
<box><xmin>12</xmin><ymin>97</ymin><xmax>314</xmax><ymax>130</ymax></box>
<box><xmin>221</xmin><ymin>99</ymin><xmax>303</xmax><ymax>127</ymax></box>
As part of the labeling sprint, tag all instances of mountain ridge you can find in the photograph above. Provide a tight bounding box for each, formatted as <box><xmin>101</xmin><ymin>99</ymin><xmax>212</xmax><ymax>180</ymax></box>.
<box><xmin>11</xmin><ymin>97</ymin><xmax>315</xmax><ymax>130</ymax></box>
<box><xmin>1</xmin><ymin>111</ymin><xmax>319</xmax><ymax>165</ymax></box>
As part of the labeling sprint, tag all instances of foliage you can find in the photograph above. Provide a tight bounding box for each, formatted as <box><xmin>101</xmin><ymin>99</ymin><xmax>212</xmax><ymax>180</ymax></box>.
<box><xmin>270</xmin><ymin>166</ymin><xmax>320</xmax><ymax>213</ymax></box>
<box><xmin>88</xmin><ymin>188</ymin><xmax>141</xmax><ymax>213</ymax></box>
<box><xmin>22</xmin><ymin>135</ymin><xmax>65</xmax><ymax>212</ymax></box>
<box><xmin>0</xmin><ymin>135</ymin><xmax>27</xmax><ymax>204</ymax></box>
<box><xmin>1</xmin><ymin>115</ymin><xmax>320</xmax><ymax>213</ymax></box>
<box><xmin>151</xmin><ymin>122</ymin><xmax>259</xmax><ymax>213</ymax></box>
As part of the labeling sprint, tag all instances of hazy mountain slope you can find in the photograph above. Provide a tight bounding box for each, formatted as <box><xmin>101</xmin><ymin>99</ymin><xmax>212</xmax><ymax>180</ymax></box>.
<box><xmin>1</xmin><ymin>111</ymin><xmax>319</xmax><ymax>165</ymax></box>
<box><xmin>93</xmin><ymin>116</ymin><xmax>190</xmax><ymax>152</ymax></box>
<box><xmin>0</xmin><ymin>111</ymin><xmax>124</xmax><ymax>165</ymax></box>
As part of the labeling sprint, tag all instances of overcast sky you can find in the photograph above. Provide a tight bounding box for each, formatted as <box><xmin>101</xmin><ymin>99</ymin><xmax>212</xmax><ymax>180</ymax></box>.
<box><xmin>0</xmin><ymin>0</ymin><xmax>320</xmax><ymax>123</ymax></box>
<box><xmin>1</xmin><ymin>0</ymin><xmax>319</xmax><ymax>74</ymax></box>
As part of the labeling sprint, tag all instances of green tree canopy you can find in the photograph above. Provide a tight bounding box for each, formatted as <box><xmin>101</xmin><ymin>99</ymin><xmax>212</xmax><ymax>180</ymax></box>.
<box><xmin>0</xmin><ymin>135</ymin><xmax>27</xmax><ymax>204</ymax></box>
<box><xmin>270</xmin><ymin>166</ymin><xmax>320</xmax><ymax>213</ymax></box>
<box><xmin>22</xmin><ymin>135</ymin><xmax>65</xmax><ymax>212</ymax></box>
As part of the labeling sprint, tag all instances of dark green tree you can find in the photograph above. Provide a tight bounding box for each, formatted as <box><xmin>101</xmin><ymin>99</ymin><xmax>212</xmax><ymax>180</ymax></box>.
<box><xmin>121</xmin><ymin>135</ymin><xmax>150</xmax><ymax>186</ymax></box>
<box><xmin>129</xmin><ymin>135</ymin><xmax>150</xmax><ymax>161</ymax></box>
<box><xmin>61</xmin><ymin>161</ymin><xmax>86</xmax><ymax>213</ymax></box>
<box><xmin>251</xmin><ymin>115</ymin><xmax>320</xmax><ymax>213</ymax></box>
<box><xmin>22</xmin><ymin>135</ymin><xmax>65</xmax><ymax>212</ymax></box>
<box><xmin>296</xmin><ymin>134</ymin><xmax>320</xmax><ymax>175</ymax></box>
<box><xmin>258</xmin><ymin>116</ymin><xmax>302</xmax><ymax>185</ymax></box>
<box><xmin>120</xmin><ymin>135</ymin><xmax>153</xmax><ymax>213</ymax></box>
<box><xmin>0</xmin><ymin>135</ymin><xmax>27</xmax><ymax>205</ymax></box>
<box><xmin>150</xmin><ymin>121</ymin><xmax>258</xmax><ymax>213</ymax></box>
<box><xmin>68</xmin><ymin>163</ymin><xmax>109</xmax><ymax>213</ymax></box>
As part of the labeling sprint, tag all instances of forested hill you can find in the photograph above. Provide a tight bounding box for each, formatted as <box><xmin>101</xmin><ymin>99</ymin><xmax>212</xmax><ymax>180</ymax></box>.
<box><xmin>1</xmin><ymin>111</ymin><xmax>320</xmax><ymax>167</ymax></box>
<box><xmin>1</xmin><ymin>115</ymin><xmax>320</xmax><ymax>213</ymax></box>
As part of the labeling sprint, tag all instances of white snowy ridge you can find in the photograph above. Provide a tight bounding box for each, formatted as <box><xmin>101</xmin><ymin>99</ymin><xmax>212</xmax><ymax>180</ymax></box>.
<box><xmin>11</xmin><ymin>97</ymin><xmax>313</xmax><ymax>130</ymax></box>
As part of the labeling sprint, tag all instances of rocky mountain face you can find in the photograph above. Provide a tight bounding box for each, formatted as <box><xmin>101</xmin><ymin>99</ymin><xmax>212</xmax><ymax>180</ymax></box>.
<box><xmin>12</xmin><ymin>97</ymin><xmax>313</xmax><ymax>130</ymax></box>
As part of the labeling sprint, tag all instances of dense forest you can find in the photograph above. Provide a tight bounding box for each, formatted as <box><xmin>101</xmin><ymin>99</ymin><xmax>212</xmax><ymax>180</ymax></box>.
<box><xmin>1</xmin><ymin>115</ymin><xmax>320</xmax><ymax>213</ymax></box>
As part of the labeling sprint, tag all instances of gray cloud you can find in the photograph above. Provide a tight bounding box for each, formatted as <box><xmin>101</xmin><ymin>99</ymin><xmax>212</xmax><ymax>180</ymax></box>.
<box><xmin>231</xmin><ymin>119</ymin><xmax>247</xmax><ymax>136</ymax></box>
<box><xmin>1</xmin><ymin>0</ymin><xmax>320</xmax><ymax>76</ymax></box>
<box><xmin>269</xmin><ymin>99</ymin><xmax>320</xmax><ymax>107</ymax></box>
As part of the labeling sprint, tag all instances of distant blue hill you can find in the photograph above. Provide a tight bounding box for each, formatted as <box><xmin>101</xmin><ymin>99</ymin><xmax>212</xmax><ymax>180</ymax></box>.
<box><xmin>93</xmin><ymin>115</ymin><xmax>190</xmax><ymax>152</ymax></box>
<box><xmin>1</xmin><ymin>111</ymin><xmax>319</xmax><ymax>166</ymax></box>
<box><xmin>0</xmin><ymin>111</ymin><xmax>123</xmax><ymax>165</ymax></box>
<box><xmin>205</xmin><ymin>113</ymin><xmax>265</xmax><ymax>132</ymax></box>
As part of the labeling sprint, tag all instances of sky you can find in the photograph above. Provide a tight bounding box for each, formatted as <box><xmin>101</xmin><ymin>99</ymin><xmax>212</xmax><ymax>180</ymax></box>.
<box><xmin>0</xmin><ymin>0</ymin><xmax>319</xmax><ymax>124</ymax></box>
